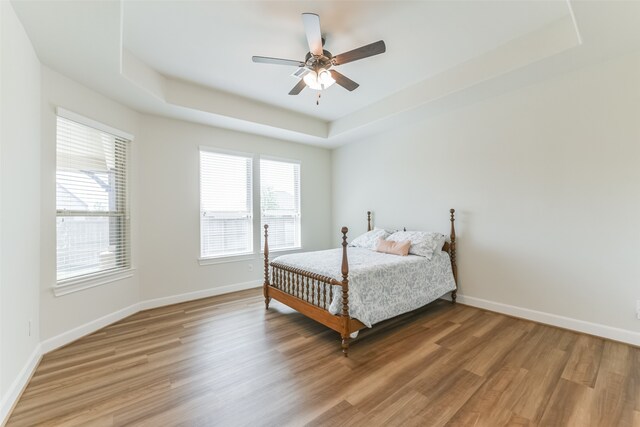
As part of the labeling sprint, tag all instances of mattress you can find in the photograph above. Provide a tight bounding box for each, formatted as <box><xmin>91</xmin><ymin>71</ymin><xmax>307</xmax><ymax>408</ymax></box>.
<box><xmin>272</xmin><ymin>247</ymin><xmax>456</xmax><ymax>328</ymax></box>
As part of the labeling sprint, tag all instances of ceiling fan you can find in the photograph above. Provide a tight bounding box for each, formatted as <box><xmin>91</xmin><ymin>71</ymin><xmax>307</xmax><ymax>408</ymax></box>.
<box><xmin>252</xmin><ymin>13</ymin><xmax>386</xmax><ymax>96</ymax></box>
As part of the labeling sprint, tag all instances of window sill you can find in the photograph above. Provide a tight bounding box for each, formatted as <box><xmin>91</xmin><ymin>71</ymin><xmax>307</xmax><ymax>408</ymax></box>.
<box><xmin>262</xmin><ymin>246</ymin><xmax>302</xmax><ymax>256</ymax></box>
<box><xmin>198</xmin><ymin>253</ymin><xmax>256</xmax><ymax>266</ymax></box>
<box><xmin>54</xmin><ymin>268</ymin><xmax>135</xmax><ymax>297</ymax></box>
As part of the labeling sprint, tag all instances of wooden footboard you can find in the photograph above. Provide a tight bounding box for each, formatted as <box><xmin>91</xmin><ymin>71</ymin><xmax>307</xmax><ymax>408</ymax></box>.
<box><xmin>263</xmin><ymin>225</ymin><xmax>364</xmax><ymax>357</ymax></box>
<box><xmin>263</xmin><ymin>209</ymin><xmax>457</xmax><ymax>357</ymax></box>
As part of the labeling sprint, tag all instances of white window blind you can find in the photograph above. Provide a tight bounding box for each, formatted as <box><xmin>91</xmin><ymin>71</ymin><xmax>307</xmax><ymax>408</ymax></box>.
<box><xmin>261</xmin><ymin>159</ymin><xmax>301</xmax><ymax>251</ymax></box>
<box><xmin>200</xmin><ymin>150</ymin><xmax>253</xmax><ymax>258</ymax></box>
<box><xmin>56</xmin><ymin>116</ymin><xmax>131</xmax><ymax>283</ymax></box>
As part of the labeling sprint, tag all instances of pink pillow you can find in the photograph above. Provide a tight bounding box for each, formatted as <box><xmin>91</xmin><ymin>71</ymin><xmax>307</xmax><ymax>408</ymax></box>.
<box><xmin>375</xmin><ymin>238</ymin><xmax>411</xmax><ymax>256</ymax></box>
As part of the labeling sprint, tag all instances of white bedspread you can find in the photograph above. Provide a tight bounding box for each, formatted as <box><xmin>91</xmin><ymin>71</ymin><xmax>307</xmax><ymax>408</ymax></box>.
<box><xmin>272</xmin><ymin>247</ymin><xmax>456</xmax><ymax>328</ymax></box>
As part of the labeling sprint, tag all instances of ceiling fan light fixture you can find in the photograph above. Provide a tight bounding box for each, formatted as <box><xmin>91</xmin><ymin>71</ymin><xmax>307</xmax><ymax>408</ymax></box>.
<box><xmin>302</xmin><ymin>71</ymin><xmax>316</xmax><ymax>88</ymax></box>
<box><xmin>319</xmin><ymin>69</ymin><xmax>335</xmax><ymax>86</ymax></box>
<box><xmin>303</xmin><ymin>68</ymin><xmax>335</xmax><ymax>91</ymax></box>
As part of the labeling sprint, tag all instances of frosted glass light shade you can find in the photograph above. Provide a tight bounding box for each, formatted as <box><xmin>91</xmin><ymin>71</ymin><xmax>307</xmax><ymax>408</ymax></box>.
<box><xmin>303</xmin><ymin>69</ymin><xmax>335</xmax><ymax>90</ymax></box>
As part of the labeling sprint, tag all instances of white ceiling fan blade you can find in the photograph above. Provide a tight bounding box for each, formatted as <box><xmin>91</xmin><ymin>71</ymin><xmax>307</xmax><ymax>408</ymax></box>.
<box><xmin>302</xmin><ymin>13</ymin><xmax>323</xmax><ymax>56</ymax></box>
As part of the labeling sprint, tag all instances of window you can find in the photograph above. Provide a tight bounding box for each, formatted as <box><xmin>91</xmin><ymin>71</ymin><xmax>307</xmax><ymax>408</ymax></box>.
<box><xmin>56</xmin><ymin>115</ymin><xmax>131</xmax><ymax>283</ymax></box>
<box><xmin>200</xmin><ymin>150</ymin><xmax>253</xmax><ymax>258</ymax></box>
<box><xmin>261</xmin><ymin>159</ymin><xmax>301</xmax><ymax>251</ymax></box>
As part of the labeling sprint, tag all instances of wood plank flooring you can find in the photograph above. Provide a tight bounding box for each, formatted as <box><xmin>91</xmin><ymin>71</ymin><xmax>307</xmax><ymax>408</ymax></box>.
<box><xmin>6</xmin><ymin>288</ymin><xmax>640</xmax><ymax>426</ymax></box>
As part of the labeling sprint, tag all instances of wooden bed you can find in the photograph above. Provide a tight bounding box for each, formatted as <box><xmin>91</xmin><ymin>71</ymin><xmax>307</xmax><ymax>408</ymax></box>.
<box><xmin>263</xmin><ymin>209</ymin><xmax>458</xmax><ymax>356</ymax></box>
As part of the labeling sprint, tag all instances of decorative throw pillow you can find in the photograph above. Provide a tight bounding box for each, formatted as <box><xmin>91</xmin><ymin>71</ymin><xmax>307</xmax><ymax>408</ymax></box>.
<box><xmin>375</xmin><ymin>238</ymin><xmax>410</xmax><ymax>256</ymax></box>
<box><xmin>386</xmin><ymin>231</ymin><xmax>446</xmax><ymax>259</ymax></box>
<box><xmin>349</xmin><ymin>229</ymin><xmax>390</xmax><ymax>250</ymax></box>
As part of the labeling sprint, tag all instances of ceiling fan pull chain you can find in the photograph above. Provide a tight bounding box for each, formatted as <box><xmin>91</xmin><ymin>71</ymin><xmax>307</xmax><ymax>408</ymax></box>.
<box><xmin>317</xmin><ymin>92</ymin><xmax>321</xmax><ymax>106</ymax></box>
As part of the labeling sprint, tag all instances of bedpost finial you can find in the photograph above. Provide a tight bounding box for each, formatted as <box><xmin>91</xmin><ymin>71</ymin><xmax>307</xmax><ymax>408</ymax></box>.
<box><xmin>264</xmin><ymin>224</ymin><xmax>269</xmax><ymax>230</ymax></box>
<box><xmin>449</xmin><ymin>209</ymin><xmax>456</xmax><ymax>243</ymax></box>
<box><xmin>340</xmin><ymin>226</ymin><xmax>349</xmax><ymax>278</ymax></box>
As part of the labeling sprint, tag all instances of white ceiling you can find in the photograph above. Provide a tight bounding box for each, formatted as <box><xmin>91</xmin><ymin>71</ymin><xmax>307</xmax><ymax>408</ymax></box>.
<box><xmin>9</xmin><ymin>1</ymin><xmax>640</xmax><ymax>147</ymax></box>
<box><xmin>122</xmin><ymin>1</ymin><xmax>569</xmax><ymax>121</ymax></box>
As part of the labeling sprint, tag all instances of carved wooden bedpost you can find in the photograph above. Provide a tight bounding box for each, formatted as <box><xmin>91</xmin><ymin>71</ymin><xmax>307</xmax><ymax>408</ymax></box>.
<box><xmin>449</xmin><ymin>209</ymin><xmax>458</xmax><ymax>303</ymax></box>
<box><xmin>367</xmin><ymin>211</ymin><xmax>372</xmax><ymax>232</ymax></box>
<box><xmin>263</xmin><ymin>224</ymin><xmax>271</xmax><ymax>310</ymax></box>
<box><xmin>340</xmin><ymin>226</ymin><xmax>350</xmax><ymax>357</ymax></box>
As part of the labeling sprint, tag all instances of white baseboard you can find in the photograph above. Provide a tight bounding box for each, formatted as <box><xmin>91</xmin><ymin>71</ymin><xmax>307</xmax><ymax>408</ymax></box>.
<box><xmin>42</xmin><ymin>280</ymin><xmax>262</xmax><ymax>354</ymax></box>
<box><xmin>0</xmin><ymin>345</ymin><xmax>42</xmax><ymax>426</ymax></box>
<box><xmin>139</xmin><ymin>280</ymin><xmax>261</xmax><ymax>311</ymax></box>
<box><xmin>40</xmin><ymin>303</ymin><xmax>139</xmax><ymax>354</ymax></box>
<box><xmin>456</xmin><ymin>294</ymin><xmax>640</xmax><ymax>347</ymax></box>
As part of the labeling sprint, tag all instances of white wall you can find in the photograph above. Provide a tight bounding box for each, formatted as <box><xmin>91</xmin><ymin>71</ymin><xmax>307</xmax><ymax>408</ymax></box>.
<box><xmin>0</xmin><ymin>0</ymin><xmax>41</xmax><ymax>400</ymax></box>
<box><xmin>333</xmin><ymin>52</ymin><xmax>640</xmax><ymax>335</ymax></box>
<box><xmin>137</xmin><ymin>115</ymin><xmax>333</xmax><ymax>301</ymax></box>
<box><xmin>39</xmin><ymin>67</ymin><xmax>141</xmax><ymax>341</ymax></box>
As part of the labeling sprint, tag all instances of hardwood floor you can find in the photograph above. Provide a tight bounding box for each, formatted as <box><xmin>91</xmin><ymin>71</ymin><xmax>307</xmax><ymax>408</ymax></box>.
<box><xmin>6</xmin><ymin>288</ymin><xmax>640</xmax><ymax>426</ymax></box>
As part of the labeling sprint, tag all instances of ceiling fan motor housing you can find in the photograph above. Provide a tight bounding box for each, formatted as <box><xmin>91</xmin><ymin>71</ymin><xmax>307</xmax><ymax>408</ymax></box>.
<box><xmin>305</xmin><ymin>50</ymin><xmax>333</xmax><ymax>71</ymax></box>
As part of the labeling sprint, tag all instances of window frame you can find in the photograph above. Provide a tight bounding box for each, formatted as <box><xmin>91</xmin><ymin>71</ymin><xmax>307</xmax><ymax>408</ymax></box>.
<box><xmin>198</xmin><ymin>148</ymin><xmax>303</xmax><ymax>265</ymax></box>
<box><xmin>259</xmin><ymin>155</ymin><xmax>302</xmax><ymax>253</ymax></box>
<box><xmin>198</xmin><ymin>146</ymin><xmax>255</xmax><ymax>261</ymax></box>
<box><xmin>54</xmin><ymin>108</ymin><xmax>134</xmax><ymax>295</ymax></box>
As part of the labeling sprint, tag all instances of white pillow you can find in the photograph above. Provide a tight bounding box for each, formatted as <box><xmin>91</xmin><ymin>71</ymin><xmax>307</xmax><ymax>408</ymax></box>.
<box><xmin>374</xmin><ymin>226</ymin><xmax>399</xmax><ymax>234</ymax></box>
<box><xmin>349</xmin><ymin>229</ymin><xmax>390</xmax><ymax>250</ymax></box>
<box><xmin>386</xmin><ymin>231</ymin><xmax>446</xmax><ymax>259</ymax></box>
